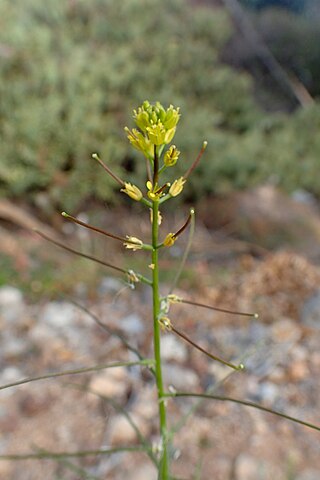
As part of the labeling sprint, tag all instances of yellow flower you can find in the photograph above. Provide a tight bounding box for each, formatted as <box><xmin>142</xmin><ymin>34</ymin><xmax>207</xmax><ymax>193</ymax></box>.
<box><xmin>121</xmin><ymin>182</ymin><xmax>143</xmax><ymax>201</ymax></box>
<box><xmin>146</xmin><ymin>181</ymin><xmax>160</xmax><ymax>201</ymax></box>
<box><xmin>167</xmin><ymin>294</ymin><xmax>182</xmax><ymax>304</ymax></box>
<box><xmin>124</xmin><ymin>127</ymin><xmax>153</xmax><ymax>158</ymax></box>
<box><xmin>163</xmin><ymin>105</ymin><xmax>180</xmax><ymax>130</ymax></box>
<box><xmin>169</xmin><ymin>177</ymin><xmax>186</xmax><ymax>197</ymax></box>
<box><xmin>146</xmin><ymin>123</ymin><xmax>167</xmax><ymax>146</ymax></box>
<box><xmin>133</xmin><ymin>108</ymin><xmax>150</xmax><ymax>133</ymax></box>
<box><xmin>163</xmin><ymin>233</ymin><xmax>176</xmax><ymax>247</ymax></box>
<box><xmin>123</xmin><ymin>236</ymin><xmax>143</xmax><ymax>251</ymax></box>
<box><xmin>164</xmin><ymin>145</ymin><xmax>180</xmax><ymax>167</ymax></box>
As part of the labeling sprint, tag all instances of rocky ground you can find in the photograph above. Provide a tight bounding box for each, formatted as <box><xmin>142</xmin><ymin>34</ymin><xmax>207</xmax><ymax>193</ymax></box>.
<box><xmin>1</xmin><ymin>189</ymin><xmax>320</xmax><ymax>479</ymax></box>
<box><xmin>1</xmin><ymin>249</ymin><xmax>320</xmax><ymax>479</ymax></box>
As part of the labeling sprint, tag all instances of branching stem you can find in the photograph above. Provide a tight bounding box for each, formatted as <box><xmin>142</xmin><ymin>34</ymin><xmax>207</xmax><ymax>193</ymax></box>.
<box><xmin>152</xmin><ymin>199</ymin><xmax>169</xmax><ymax>479</ymax></box>
<box><xmin>165</xmin><ymin>392</ymin><xmax>320</xmax><ymax>433</ymax></box>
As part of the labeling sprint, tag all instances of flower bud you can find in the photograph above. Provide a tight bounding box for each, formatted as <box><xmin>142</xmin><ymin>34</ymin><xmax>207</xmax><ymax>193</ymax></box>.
<box><xmin>121</xmin><ymin>182</ymin><xmax>143</xmax><ymax>201</ymax></box>
<box><xmin>123</xmin><ymin>236</ymin><xmax>143</xmax><ymax>251</ymax></box>
<box><xmin>159</xmin><ymin>316</ymin><xmax>172</xmax><ymax>331</ymax></box>
<box><xmin>163</xmin><ymin>105</ymin><xmax>180</xmax><ymax>130</ymax></box>
<box><xmin>163</xmin><ymin>127</ymin><xmax>176</xmax><ymax>144</ymax></box>
<box><xmin>133</xmin><ymin>110</ymin><xmax>149</xmax><ymax>133</ymax></box>
<box><xmin>163</xmin><ymin>233</ymin><xmax>176</xmax><ymax>247</ymax></box>
<box><xmin>169</xmin><ymin>177</ymin><xmax>186</xmax><ymax>197</ymax></box>
<box><xmin>124</xmin><ymin>127</ymin><xmax>153</xmax><ymax>158</ymax></box>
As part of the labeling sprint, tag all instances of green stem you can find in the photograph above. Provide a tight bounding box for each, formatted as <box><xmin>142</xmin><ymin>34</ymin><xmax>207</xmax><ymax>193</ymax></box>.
<box><xmin>164</xmin><ymin>392</ymin><xmax>320</xmax><ymax>433</ymax></box>
<box><xmin>152</xmin><ymin>199</ymin><xmax>169</xmax><ymax>479</ymax></box>
<box><xmin>0</xmin><ymin>360</ymin><xmax>153</xmax><ymax>391</ymax></box>
<box><xmin>0</xmin><ymin>446</ymin><xmax>146</xmax><ymax>461</ymax></box>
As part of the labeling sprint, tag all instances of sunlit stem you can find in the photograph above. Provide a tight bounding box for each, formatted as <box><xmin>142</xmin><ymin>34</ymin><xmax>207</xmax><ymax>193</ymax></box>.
<box><xmin>183</xmin><ymin>141</ymin><xmax>207</xmax><ymax>180</ymax></box>
<box><xmin>0</xmin><ymin>360</ymin><xmax>153</xmax><ymax>391</ymax></box>
<box><xmin>0</xmin><ymin>446</ymin><xmax>147</xmax><ymax>461</ymax></box>
<box><xmin>92</xmin><ymin>153</ymin><xmax>124</xmax><ymax>186</ymax></box>
<box><xmin>157</xmin><ymin>209</ymin><xmax>194</xmax><ymax>249</ymax></box>
<box><xmin>35</xmin><ymin>229</ymin><xmax>152</xmax><ymax>285</ymax></box>
<box><xmin>34</xmin><ymin>228</ymin><xmax>126</xmax><ymax>275</ymax></box>
<box><xmin>172</xmin><ymin>208</ymin><xmax>193</xmax><ymax>239</ymax></box>
<box><xmin>152</xmin><ymin>198</ymin><xmax>169</xmax><ymax>479</ymax></box>
<box><xmin>170</xmin><ymin>325</ymin><xmax>243</xmax><ymax>371</ymax></box>
<box><xmin>169</xmin><ymin>208</ymin><xmax>195</xmax><ymax>294</ymax></box>
<box><xmin>61</xmin><ymin>212</ymin><xmax>152</xmax><ymax>250</ymax></box>
<box><xmin>176</xmin><ymin>298</ymin><xmax>259</xmax><ymax>319</ymax></box>
<box><xmin>164</xmin><ymin>392</ymin><xmax>320</xmax><ymax>433</ymax></box>
<box><xmin>61</xmin><ymin>212</ymin><xmax>128</xmax><ymax>242</ymax></box>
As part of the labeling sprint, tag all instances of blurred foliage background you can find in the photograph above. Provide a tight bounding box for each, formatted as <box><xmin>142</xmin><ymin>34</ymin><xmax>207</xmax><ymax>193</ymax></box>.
<box><xmin>1</xmin><ymin>0</ymin><xmax>320</xmax><ymax>212</ymax></box>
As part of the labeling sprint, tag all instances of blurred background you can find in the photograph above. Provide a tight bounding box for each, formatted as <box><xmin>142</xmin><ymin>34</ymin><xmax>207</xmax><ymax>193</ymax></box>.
<box><xmin>1</xmin><ymin>1</ymin><xmax>320</xmax><ymax>479</ymax></box>
<box><xmin>1</xmin><ymin>0</ymin><xmax>320</xmax><ymax>288</ymax></box>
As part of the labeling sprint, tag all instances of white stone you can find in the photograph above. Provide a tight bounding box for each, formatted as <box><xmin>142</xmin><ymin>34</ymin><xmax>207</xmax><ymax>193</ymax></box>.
<box><xmin>235</xmin><ymin>453</ymin><xmax>285</xmax><ymax>480</ymax></box>
<box><xmin>132</xmin><ymin>386</ymin><xmax>158</xmax><ymax>421</ymax></box>
<box><xmin>0</xmin><ymin>366</ymin><xmax>24</xmax><ymax>397</ymax></box>
<box><xmin>296</xmin><ymin>470</ymin><xmax>320</xmax><ymax>480</ymax></box>
<box><xmin>108</xmin><ymin>413</ymin><xmax>149</xmax><ymax>445</ymax></box>
<box><xmin>161</xmin><ymin>335</ymin><xmax>188</xmax><ymax>362</ymax></box>
<box><xmin>2</xmin><ymin>336</ymin><xmax>28</xmax><ymax>359</ymax></box>
<box><xmin>99</xmin><ymin>276</ymin><xmax>124</xmax><ymax>295</ymax></box>
<box><xmin>271</xmin><ymin>317</ymin><xmax>301</xmax><ymax>343</ymax></box>
<box><xmin>0</xmin><ymin>286</ymin><xmax>23</xmax><ymax>306</ymax></box>
<box><xmin>29</xmin><ymin>323</ymin><xmax>55</xmax><ymax>343</ymax></box>
<box><xmin>301</xmin><ymin>292</ymin><xmax>320</xmax><ymax>329</ymax></box>
<box><xmin>162</xmin><ymin>364</ymin><xmax>200</xmax><ymax>390</ymax></box>
<box><xmin>120</xmin><ymin>313</ymin><xmax>144</xmax><ymax>336</ymax></box>
<box><xmin>130</xmin><ymin>464</ymin><xmax>157</xmax><ymax>480</ymax></box>
<box><xmin>0</xmin><ymin>366</ymin><xmax>23</xmax><ymax>384</ymax></box>
<box><xmin>0</xmin><ymin>286</ymin><xmax>24</xmax><ymax>323</ymax></box>
<box><xmin>257</xmin><ymin>381</ymin><xmax>279</xmax><ymax>404</ymax></box>
<box><xmin>89</xmin><ymin>367</ymin><xmax>130</xmax><ymax>398</ymax></box>
<box><xmin>41</xmin><ymin>301</ymin><xmax>77</xmax><ymax>329</ymax></box>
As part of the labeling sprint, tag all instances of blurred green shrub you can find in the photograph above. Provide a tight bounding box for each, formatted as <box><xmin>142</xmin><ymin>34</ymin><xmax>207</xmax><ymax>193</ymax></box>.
<box><xmin>1</xmin><ymin>0</ymin><xmax>320</xmax><ymax>210</ymax></box>
<box><xmin>0</xmin><ymin>0</ymin><xmax>262</xmax><ymax>208</ymax></box>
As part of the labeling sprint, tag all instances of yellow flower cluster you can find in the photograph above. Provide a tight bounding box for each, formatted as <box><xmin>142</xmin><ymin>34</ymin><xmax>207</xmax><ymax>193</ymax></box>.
<box><xmin>125</xmin><ymin>101</ymin><xmax>180</xmax><ymax>157</ymax></box>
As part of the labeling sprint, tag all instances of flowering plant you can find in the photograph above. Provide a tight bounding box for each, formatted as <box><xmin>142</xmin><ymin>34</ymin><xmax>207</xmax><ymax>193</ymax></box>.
<box><xmin>3</xmin><ymin>101</ymin><xmax>319</xmax><ymax>480</ymax></box>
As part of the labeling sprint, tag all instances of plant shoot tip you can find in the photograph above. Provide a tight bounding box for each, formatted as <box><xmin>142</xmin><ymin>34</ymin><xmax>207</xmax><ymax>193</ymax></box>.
<box><xmin>92</xmin><ymin>153</ymin><xmax>99</xmax><ymax>159</ymax></box>
<box><xmin>254</xmin><ymin>313</ymin><xmax>259</xmax><ymax>319</ymax></box>
<box><xmin>61</xmin><ymin>211</ymin><xmax>68</xmax><ymax>217</ymax></box>
<box><xmin>203</xmin><ymin>140</ymin><xmax>208</xmax><ymax>148</ymax></box>
<box><xmin>190</xmin><ymin>208</ymin><xmax>195</xmax><ymax>215</ymax></box>
<box><xmin>238</xmin><ymin>363</ymin><xmax>245</xmax><ymax>371</ymax></box>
